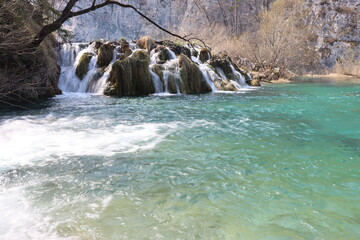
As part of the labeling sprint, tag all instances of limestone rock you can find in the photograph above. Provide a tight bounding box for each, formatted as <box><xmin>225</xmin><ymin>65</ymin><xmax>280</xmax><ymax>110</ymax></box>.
<box><xmin>178</xmin><ymin>54</ymin><xmax>211</xmax><ymax>94</ymax></box>
<box><xmin>105</xmin><ymin>50</ymin><xmax>155</xmax><ymax>96</ymax></box>
<box><xmin>161</xmin><ymin>40</ymin><xmax>191</xmax><ymax>59</ymax></box>
<box><xmin>75</xmin><ymin>53</ymin><xmax>92</xmax><ymax>79</ymax></box>
<box><xmin>199</xmin><ymin>48</ymin><xmax>211</xmax><ymax>63</ymax></box>
<box><xmin>136</xmin><ymin>36</ymin><xmax>156</xmax><ymax>52</ymax></box>
<box><xmin>97</xmin><ymin>44</ymin><xmax>114</xmax><ymax>68</ymax></box>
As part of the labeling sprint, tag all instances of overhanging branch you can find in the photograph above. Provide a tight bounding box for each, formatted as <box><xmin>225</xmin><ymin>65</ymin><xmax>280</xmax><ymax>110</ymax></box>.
<box><xmin>32</xmin><ymin>0</ymin><xmax>193</xmax><ymax>46</ymax></box>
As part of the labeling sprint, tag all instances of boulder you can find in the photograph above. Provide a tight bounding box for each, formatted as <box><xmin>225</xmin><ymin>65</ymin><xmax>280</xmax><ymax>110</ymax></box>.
<box><xmin>75</xmin><ymin>53</ymin><xmax>92</xmax><ymax>79</ymax></box>
<box><xmin>97</xmin><ymin>44</ymin><xmax>114</xmax><ymax>68</ymax></box>
<box><xmin>119</xmin><ymin>38</ymin><xmax>130</xmax><ymax>53</ymax></box>
<box><xmin>161</xmin><ymin>40</ymin><xmax>191</xmax><ymax>59</ymax></box>
<box><xmin>95</xmin><ymin>41</ymin><xmax>102</xmax><ymax>49</ymax></box>
<box><xmin>209</xmin><ymin>53</ymin><xmax>234</xmax><ymax>79</ymax></box>
<box><xmin>136</xmin><ymin>36</ymin><xmax>156</xmax><ymax>52</ymax></box>
<box><xmin>214</xmin><ymin>79</ymin><xmax>237</xmax><ymax>91</ymax></box>
<box><xmin>246</xmin><ymin>79</ymin><xmax>261</xmax><ymax>86</ymax></box>
<box><xmin>105</xmin><ymin>50</ymin><xmax>155</xmax><ymax>96</ymax></box>
<box><xmin>155</xmin><ymin>45</ymin><xmax>170</xmax><ymax>63</ymax></box>
<box><xmin>199</xmin><ymin>48</ymin><xmax>211</xmax><ymax>63</ymax></box>
<box><xmin>209</xmin><ymin>52</ymin><xmax>249</xmax><ymax>81</ymax></box>
<box><xmin>178</xmin><ymin>54</ymin><xmax>211</xmax><ymax>94</ymax></box>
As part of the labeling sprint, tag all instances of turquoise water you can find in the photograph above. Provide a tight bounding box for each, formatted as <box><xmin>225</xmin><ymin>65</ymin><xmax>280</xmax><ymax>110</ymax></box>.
<box><xmin>0</xmin><ymin>82</ymin><xmax>359</xmax><ymax>239</ymax></box>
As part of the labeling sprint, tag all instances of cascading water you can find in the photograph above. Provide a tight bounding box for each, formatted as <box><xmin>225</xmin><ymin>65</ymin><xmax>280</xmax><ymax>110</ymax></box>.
<box><xmin>230</xmin><ymin>64</ymin><xmax>247</xmax><ymax>87</ymax></box>
<box><xmin>58</xmin><ymin>40</ymin><xmax>250</xmax><ymax>96</ymax></box>
<box><xmin>59</xmin><ymin>43</ymin><xmax>111</xmax><ymax>94</ymax></box>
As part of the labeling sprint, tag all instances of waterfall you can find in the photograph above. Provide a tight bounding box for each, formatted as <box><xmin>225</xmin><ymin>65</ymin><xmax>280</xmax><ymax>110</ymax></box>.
<box><xmin>230</xmin><ymin>64</ymin><xmax>247</xmax><ymax>87</ymax></box>
<box><xmin>149</xmin><ymin>68</ymin><xmax>163</xmax><ymax>93</ymax></box>
<box><xmin>58</xmin><ymin>43</ymin><xmax>115</xmax><ymax>94</ymax></box>
<box><xmin>167</xmin><ymin>48</ymin><xmax>177</xmax><ymax>60</ymax></box>
<box><xmin>198</xmin><ymin>64</ymin><xmax>218</xmax><ymax>92</ymax></box>
<box><xmin>58</xmin><ymin>40</ymin><xmax>251</xmax><ymax>96</ymax></box>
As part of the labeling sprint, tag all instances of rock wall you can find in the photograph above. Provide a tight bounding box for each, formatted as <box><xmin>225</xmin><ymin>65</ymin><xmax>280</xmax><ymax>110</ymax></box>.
<box><xmin>64</xmin><ymin>0</ymin><xmax>359</xmax><ymax>68</ymax></box>
<box><xmin>307</xmin><ymin>0</ymin><xmax>360</xmax><ymax>67</ymax></box>
<box><xmin>63</xmin><ymin>0</ymin><xmax>267</xmax><ymax>42</ymax></box>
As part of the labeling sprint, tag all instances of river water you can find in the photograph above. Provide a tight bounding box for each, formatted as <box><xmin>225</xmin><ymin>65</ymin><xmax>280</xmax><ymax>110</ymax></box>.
<box><xmin>0</xmin><ymin>82</ymin><xmax>359</xmax><ymax>239</ymax></box>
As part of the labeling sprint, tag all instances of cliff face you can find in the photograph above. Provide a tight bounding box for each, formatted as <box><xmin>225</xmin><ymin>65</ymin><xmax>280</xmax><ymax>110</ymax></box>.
<box><xmin>63</xmin><ymin>0</ymin><xmax>267</xmax><ymax>41</ymax></box>
<box><xmin>307</xmin><ymin>0</ymin><xmax>360</xmax><ymax>67</ymax></box>
<box><xmin>65</xmin><ymin>0</ymin><xmax>359</xmax><ymax>68</ymax></box>
<box><xmin>63</xmin><ymin>0</ymin><xmax>196</xmax><ymax>41</ymax></box>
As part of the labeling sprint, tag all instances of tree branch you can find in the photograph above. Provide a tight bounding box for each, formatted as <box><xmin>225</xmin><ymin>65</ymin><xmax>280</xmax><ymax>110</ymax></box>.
<box><xmin>31</xmin><ymin>0</ymin><xmax>191</xmax><ymax>47</ymax></box>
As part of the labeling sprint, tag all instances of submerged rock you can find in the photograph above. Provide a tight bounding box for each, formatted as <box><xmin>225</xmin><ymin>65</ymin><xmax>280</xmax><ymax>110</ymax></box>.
<box><xmin>75</xmin><ymin>53</ymin><xmax>92</xmax><ymax>79</ymax></box>
<box><xmin>105</xmin><ymin>50</ymin><xmax>155</xmax><ymax>96</ymax></box>
<box><xmin>97</xmin><ymin>44</ymin><xmax>114</xmax><ymax>68</ymax></box>
<box><xmin>179</xmin><ymin>54</ymin><xmax>212</xmax><ymax>94</ymax></box>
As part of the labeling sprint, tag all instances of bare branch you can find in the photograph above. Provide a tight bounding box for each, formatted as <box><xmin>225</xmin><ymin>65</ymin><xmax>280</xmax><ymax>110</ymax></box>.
<box><xmin>32</xmin><ymin>0</ymin><xmax>191</xmax><ymax>47</ymax></box>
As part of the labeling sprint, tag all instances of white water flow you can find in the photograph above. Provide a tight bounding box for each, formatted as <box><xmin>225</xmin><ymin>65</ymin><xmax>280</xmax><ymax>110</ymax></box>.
<box><xmin>59</xmin><ymin>42</ymin><xmax>249</xmax><ymax>96</ymax></box>
<box><xmin>167</xmin><ymin>48</ymin><xmax>177</xmax><ymax>60</ymax></box>
<box><xmin>59</xmin><ymin>43</ymin><xmax>115</xmax><ymax>94</ymax></box>
<box><xmin>199</xmin><ymin>65</ymin><xmax>219</xmax><ymax>92</ymax></box>
<box><xmin>149</xmin><ymin>68</ymin><xmax>163</xmax><ymax>93</ymax></box>
<box><xmin>230</xmin><ymin>64</ymin><xmax>247</xmax><ymax>87</ymax></box>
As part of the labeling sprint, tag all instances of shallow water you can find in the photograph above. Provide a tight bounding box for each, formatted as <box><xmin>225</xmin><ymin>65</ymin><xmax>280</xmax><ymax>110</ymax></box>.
<box><xmin>0</xmin><ymin>82</ymin><xmax>359</xmax><ymax>240</ymax></box>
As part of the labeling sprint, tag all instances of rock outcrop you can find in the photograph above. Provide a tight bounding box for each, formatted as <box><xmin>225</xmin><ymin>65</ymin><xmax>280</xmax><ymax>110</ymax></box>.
<box><xmin>199</xmin><ymin>48</ymin><xmax>211</xmax><ymax>63</ymax></box>
<box><xmin>161</xmin><ymin>40</ymin><xmax>191</xmax><ymax>59</ymax></box>
<box><xmin>136</xmin><ymin>36</ymin><xmax>156</xmax><ymax>52</ymax></box>
<box><xmin>308</xmin><ymin>0</ymin><xmax>360</xmax><ymax>67</ymax></box>
<box><xmin>97</xmin><ymin>44</ymin><xmax>114</xmax><ymax>68</ymax></box>
<box><xmin>105</xmin><ymin>50</ymin><xmax>155</xmax><ymax>96</ymax></box>
<box><xmin>178</xmin><ymin>55</ymin><xmax>212</xmax><ymax>94</ymax></box>
<box><xmin>76</xmin><ymin>53</ymin><xmax>92</xmax><ymax>79</ymax></box>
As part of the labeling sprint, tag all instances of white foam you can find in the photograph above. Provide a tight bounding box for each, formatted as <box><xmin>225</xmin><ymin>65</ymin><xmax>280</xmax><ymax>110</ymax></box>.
<box><xmin>0</xmin><ymin>186</ymin><xmax>72</xmax><ymax>240</ymax></box>
<box><xmin>0</xmin><ymin>115</ymin><xmax>180</xmax><ymax>170</ymax></box>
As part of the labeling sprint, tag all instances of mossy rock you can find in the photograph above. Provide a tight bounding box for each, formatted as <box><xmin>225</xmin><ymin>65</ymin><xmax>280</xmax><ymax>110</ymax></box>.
<box><xmin>97</xmin><ymin>44</ymin><xmax>114</xmax><ymax>68</ymax></box>
<box><xmin>199</xmin><ymin>48</ymin><xmax>211</xmax><ymax>63</ymax></box>
<box><xmin>95</xmin><ymin>41</ymin><xmax>102</xmax><ymax>49</ymax></box>
<box><xmin>161</xmin><ymin>40</ymin><xmax>191</xmax><ymax>59</ymax></box>
<box><xmin>106</xmin><ymin>50</ymin><xmax>155</xmax><ymax>96</ymax></box>
<box><xmin>136</xmin><ymin>36</ymin><xmax>156</xmax><ymax>52</ymax></box>
<box><xmin>178</xmin><ymin>54</ymin><xmax>211</xmax><ymax>94</ymax></box>
<box><xmin>192</xmin><ymin>49</ymin><xmax>199</xmax><ymax>58</ymax></box>
<box><xmin>119</xmin><ymin>39</ymin><xmax>130</xmax><ymax>53</ymax></box>
<box><xmin>155</xmin><ymin>45</ymin><xmax>171</xmax><ymax>63</ymax></box>
<box><xmin>75</xmin><ymin>53</ymin><xmax>92</xmax><ymax>80</ymax></box>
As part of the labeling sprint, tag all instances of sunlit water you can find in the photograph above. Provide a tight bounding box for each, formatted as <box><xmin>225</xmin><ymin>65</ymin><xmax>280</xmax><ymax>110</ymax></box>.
<box><xmin>0</xmin><ymin>82</ymin><xmax>359</xmax><ymax>240</ymax></box>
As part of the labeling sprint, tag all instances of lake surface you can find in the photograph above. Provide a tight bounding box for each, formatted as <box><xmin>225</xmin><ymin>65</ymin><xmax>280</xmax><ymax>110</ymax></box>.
<box><xmin>0</xmin><ymin>82</ymin><xmax>359</xmax><ymax>239</ymax></box>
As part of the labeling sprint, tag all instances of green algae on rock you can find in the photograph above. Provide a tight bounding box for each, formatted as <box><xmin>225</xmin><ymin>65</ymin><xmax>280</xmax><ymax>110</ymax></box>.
<box><xmin>105</xmin><ymin>50</ymin><xmax>154</xmax><ymax>96</ymax></box>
